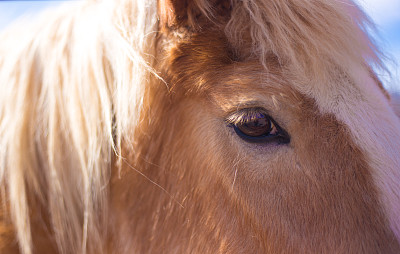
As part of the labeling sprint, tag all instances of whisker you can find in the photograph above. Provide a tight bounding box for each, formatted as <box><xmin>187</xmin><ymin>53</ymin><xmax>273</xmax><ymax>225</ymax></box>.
<box><xmin>231</xmin><ymin>155</ymin><xmax>241</xmax><ymax>190</ymax></box>
<box><xmin>120</xmin><ymin>156</ymin><xmax>185</xmax><ymax>209</ymax></box>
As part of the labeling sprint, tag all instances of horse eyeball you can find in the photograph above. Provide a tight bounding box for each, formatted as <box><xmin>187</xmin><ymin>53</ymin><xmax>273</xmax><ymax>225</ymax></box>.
<box><xmin>227</xmin><ymin>108</ymin><xmax>290</xmax><ymax>144</ymax></box>
<box><xmin>236</xmin><ymin>112</ymin><xmax>274</xmax><ymax>137</ymax></box>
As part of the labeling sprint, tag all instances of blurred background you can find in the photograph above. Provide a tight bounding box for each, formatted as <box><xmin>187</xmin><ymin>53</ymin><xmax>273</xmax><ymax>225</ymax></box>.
<box><xmin>0</xmin><ymin>0</ymin><xmax>399</xmax><ymax>91</ymax></box>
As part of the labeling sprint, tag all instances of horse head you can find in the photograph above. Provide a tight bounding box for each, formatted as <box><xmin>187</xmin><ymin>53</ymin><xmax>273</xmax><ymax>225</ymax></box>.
<box><xmin>0</xmin><ymin>0</ymin><xmax>399</xmax><ymax>253</ymax></box>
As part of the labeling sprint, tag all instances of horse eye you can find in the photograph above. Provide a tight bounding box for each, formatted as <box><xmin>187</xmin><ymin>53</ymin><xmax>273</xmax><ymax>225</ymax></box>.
<box><xmin>228</xmin><ymin>108</ymin><xmax>290</xmax><ymax>144</ymax></box>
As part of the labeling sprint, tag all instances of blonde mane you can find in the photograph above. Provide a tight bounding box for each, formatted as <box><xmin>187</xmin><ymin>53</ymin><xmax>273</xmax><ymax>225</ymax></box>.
<box><xmin>0</xmin><ymin>0</ymin><xmax>387</xmax><ymax>253</ymax></box>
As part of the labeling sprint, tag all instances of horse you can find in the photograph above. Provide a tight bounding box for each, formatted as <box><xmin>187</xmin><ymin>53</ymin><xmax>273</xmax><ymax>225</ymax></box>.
<box><xmin>0</xmin><ymin>0</ymin><xmax>399</xmax><ymax>253</ymax></box>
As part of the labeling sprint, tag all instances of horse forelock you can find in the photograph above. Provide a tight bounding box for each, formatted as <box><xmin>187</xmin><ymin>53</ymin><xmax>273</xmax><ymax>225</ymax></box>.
<box><xmin>0</xmin><ymin>1</ymin><xmax>160</xmax><ymax>253</ymax></box>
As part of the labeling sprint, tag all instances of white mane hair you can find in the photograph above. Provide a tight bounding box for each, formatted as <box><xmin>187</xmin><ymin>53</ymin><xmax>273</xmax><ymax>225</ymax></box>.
<box><xmin>0</xmin><ymin>0</ymin><xmax>388</xmax><ymax>253</ymax></box>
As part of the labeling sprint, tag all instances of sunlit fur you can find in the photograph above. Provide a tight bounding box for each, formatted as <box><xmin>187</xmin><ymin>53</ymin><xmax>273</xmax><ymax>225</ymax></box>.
<box><xmin>0</xmin><ymin>0</ymin><xmax>399</xmax><ymax>253</ymax></box>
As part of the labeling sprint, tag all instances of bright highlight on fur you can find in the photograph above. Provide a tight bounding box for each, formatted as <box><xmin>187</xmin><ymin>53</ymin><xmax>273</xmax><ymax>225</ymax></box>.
<box><xmin>0</xmin><ymin>0</ymin><xmax>399</xmax><ymax>254</ymax></box>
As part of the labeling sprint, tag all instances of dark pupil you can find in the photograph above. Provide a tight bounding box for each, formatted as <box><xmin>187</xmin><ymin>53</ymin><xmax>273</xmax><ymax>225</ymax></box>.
<box><xmin>237</xmin><ymin>113</ymin><xmax>271</xmax><ymax>137</ymax></box>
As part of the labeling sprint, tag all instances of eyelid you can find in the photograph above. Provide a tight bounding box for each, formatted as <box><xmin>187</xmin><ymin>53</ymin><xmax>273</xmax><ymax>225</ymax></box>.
<box><xmin>225</xmin><ymin>107</ymin><xmax>269</xmax><ymax>125</ymax></box>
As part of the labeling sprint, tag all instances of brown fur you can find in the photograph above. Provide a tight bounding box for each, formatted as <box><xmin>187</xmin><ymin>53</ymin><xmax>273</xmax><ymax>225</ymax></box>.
<box><xmin>105</xmin><ymin>26</ymin><xmax>400</xmax><ymax>252</ymax></box>
<box><xmin>106</xmin><ymin>30</ymin><xmax>399</xmax><ymax>253</ymax></box>
<box><xmin>1</xmin><ymin>0</ymin><xmax>399</xmax><ymax>253</ymax></box>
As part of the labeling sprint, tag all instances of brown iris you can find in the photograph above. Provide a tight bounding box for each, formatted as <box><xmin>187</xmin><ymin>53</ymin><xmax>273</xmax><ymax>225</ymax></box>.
<box><xmin>228</xmin><ymin>108</ymin><xmax>289</xmax><ymax>144</ymax></box>
<box><xmin>236</xmin><ymin>112</ymin><xmax>272</xmax><ymax>137</ymax></box>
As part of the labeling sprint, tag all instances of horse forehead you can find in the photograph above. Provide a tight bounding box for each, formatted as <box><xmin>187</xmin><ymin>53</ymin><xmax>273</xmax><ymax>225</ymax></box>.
<box><xmin>295</xmin><ymin>64</ymin><xmax>400</xmax><ymax>241</ymax></box>
<box><xmin>203</xmin><ymin>56</ymin><xmax>400</xmax><ymax>241</ymax></box>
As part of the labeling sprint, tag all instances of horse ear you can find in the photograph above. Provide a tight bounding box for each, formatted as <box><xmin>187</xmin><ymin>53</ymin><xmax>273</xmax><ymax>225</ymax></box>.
<box><xmin>158</xmin><ymin>0</ymin><xmax>231</xmax><ymax>29</ymax></box>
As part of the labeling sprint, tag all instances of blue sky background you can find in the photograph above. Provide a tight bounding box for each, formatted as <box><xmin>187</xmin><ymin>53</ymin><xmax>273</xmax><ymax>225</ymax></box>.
<box><xmin>0</xmin><ymin>0</ymin><xmax>399</xmax><ymax>91</ymax></box>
